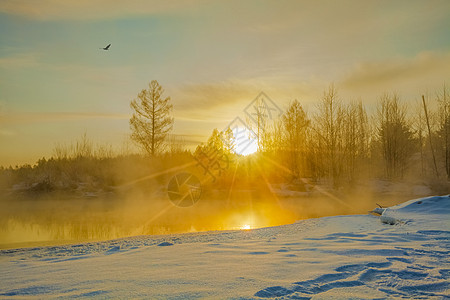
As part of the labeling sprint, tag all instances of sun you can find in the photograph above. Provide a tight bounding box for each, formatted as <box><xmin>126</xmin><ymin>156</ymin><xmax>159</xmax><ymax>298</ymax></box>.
<box><xmin>232</xmin><ymin>127</ymin><xmax>258</xmax><ymax>156</ymax></box>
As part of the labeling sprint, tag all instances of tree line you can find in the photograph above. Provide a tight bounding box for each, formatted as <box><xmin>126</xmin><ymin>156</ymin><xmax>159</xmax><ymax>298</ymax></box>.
<box><xmin>1</xmin><ymin>80</ymin><xmax>449</xmax><ymax>195</ymax></box>
<box><xmin>253</xmin><ymin>84</ymin><xmax>450</xmax><ymax>187</ymax></box>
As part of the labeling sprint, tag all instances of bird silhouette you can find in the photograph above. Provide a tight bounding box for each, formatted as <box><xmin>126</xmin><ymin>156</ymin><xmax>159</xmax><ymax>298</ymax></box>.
<box><xmin>100</xmin><ymin>44</ymin><xmax>111</xmax><ymax>50</ymax></box>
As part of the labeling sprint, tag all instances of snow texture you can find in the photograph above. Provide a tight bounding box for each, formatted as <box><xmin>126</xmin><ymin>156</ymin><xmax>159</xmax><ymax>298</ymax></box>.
<box><xmin>0</xmin><ymin>195</ymin><xmax>449</xmax><ymax>299</ymax></box>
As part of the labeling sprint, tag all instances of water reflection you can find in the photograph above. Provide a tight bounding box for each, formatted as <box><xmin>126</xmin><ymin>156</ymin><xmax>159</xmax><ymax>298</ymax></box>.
<box><xmin>0</xmin><ymin>191</ymin><xmax>409</xmax><ymax>249</ymax></box>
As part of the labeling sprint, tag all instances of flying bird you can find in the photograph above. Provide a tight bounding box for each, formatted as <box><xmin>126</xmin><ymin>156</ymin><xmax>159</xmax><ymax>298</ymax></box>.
<box><xmin>100</xmin><ymin>43</ymin><xmax>111</xmax><ymax>50</ymax></box>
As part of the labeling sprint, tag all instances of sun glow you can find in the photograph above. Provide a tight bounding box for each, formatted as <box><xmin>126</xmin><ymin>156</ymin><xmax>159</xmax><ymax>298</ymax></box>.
<box><xmin>232</xmin><ymin>127</ymin><xmax>258</xmax><ymax>156</ymax></box>
<box><xmin>240</xmin><ymin>224</ymin><xmax>251</xmax><ymax>230</ymax></box>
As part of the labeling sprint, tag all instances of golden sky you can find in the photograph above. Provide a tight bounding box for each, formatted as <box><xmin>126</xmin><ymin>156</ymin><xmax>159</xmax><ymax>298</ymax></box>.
<box><xmin>0</xmin><ymin>0</ymin><xmax>449</xmax><ymax>166</ymax></box>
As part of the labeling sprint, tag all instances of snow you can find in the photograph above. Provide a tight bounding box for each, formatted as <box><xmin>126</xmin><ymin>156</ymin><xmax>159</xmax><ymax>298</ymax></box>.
<box><xmin>1</xmin><ymin>195</ymin><xmax>449</xmax><ymax>299</ymax></box>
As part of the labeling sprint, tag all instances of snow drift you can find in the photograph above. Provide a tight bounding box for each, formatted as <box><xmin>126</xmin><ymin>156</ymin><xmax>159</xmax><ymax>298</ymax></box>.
<box><xmin>379</xmin><ymin>195</ymin><xmax>450</xmax><ymax>225</ymax></box>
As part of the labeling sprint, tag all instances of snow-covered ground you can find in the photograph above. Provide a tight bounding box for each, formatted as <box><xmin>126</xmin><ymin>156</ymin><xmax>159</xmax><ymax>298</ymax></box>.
<box><xmin>0</xmin><ymin>196</ymin><xmax>449</xmax><ymax>299</ymax></box>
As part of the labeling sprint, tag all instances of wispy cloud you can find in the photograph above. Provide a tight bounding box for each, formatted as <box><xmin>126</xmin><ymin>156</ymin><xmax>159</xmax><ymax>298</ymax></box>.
<box><xmin>0</xmin><ymin>53</ymin><xmax>41</xmax><ymax>69</ymax></box>
<box><xmin>340</xmin><ymin>51</ymin><xmax>450</xmax><ymax>100</ymax></box>
<box><xmin>0</xmin><ymin>112</ymin><xmax>129</xmax><ymax>125</ymax></box>
<box><xmin>172</xmin><ymin>77</ymin><xmax>325</xmax><ymax>119</ymax></box>
<box><xmin>0</xmin><ymin>0</ymin><xmax>204</xmax><ymax>21</ymax></box>
<box><xmin>0</xmin><ymin>129</ymin><xmax>15</xmax><ymax>136</ymax></box>
<box><xmin>173</xmin><ymin>80</ymin><xmax>257</xmax><ymax>112</ymax></box>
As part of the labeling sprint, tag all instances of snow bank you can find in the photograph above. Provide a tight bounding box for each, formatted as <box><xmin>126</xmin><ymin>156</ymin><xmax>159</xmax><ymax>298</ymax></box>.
<box><xmin>380</xmin><ymin>195</ymin><xmax>450</xmax><ymax>225</ymax></box>
<box><xmin>0</xmin><ymin>195</ymin><xmax>449</xmax><ymax>299</ymax></box>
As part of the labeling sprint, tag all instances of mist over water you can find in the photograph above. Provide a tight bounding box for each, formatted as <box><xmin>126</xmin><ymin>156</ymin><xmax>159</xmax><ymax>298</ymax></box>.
<box><xmin>0</xmin><ymin>182</ymin><xmax>418</xmax><ymax>249</ymax></box>
<box><xmin>1</xmin><ymin>147</ymin><xmax>444</xmax><ymax>250</ymax></box>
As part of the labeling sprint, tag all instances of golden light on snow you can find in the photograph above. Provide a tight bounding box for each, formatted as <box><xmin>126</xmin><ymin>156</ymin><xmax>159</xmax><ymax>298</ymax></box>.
<box><xmin>232</xmin><ymin>127</ymin><xmax>258</xmax><ymax>156</ymax></box>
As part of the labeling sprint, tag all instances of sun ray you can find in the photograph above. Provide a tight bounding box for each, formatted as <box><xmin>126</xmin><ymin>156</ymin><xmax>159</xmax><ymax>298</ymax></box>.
<box><xmin>259</xmin><ymin>154</ymin><xmax>351</xmax><ymax>209</ymax></box>
<box><xmin>118</xmin><ymin>161</ymin><xmax>196</xmax><ymax>188</ymax></box>
<box><xmin>138</xmin><ymin>174</ymin><xmax>210</xmax><ymax>235</ymax></box>
<box><xmin>227</xmin><ymin>160</ymin><xmax>239</xmax><ymax>207</ymax></box>
<box><xmin>254</xmin><ymin>159</ymin><xmax>282</xmax><ymax>207</ymax></box>
<box><xmin>135</xmin><ymin>203</ymin><xmax>174</xmax><ymax>235</ymax></box>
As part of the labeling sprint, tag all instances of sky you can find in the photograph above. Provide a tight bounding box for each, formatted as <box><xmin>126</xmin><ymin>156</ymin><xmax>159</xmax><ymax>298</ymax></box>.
<box><xmin>0</xmin><ymin>0</ymin><xmax>449</xmax><ymax>166</ymax></box>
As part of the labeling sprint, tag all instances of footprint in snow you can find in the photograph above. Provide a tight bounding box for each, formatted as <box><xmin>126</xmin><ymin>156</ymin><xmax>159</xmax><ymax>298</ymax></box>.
<box><xmin>254</xmin><ymin>259</ymin><xmax>442</xmax><ymax>299</ymax></box>
<box><xmin>158</xmin><ymin>242</ymin><xmax>174</xmax><ymax>247</ymax></box>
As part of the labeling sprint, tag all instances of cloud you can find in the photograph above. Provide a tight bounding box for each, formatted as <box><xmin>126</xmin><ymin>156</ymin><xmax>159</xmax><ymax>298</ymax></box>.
<box><xmin>0</xmin><ymin>0</ymin><xmax>204</xmax><ymax>21</ymax></box>
<box><xmin>173</xmin><ymin>80</ymin><xmax>257</xmax><ymax>112</ymax></box>
<box><xmin>172</xmin><ymin>77</ymin><xmax>324</xmax><ymax>116</ymax></box>
<box><xmin>169</xmin><ymin>133</ymin><xmax>206</xmax><ymax>147</ymax></box>
<box><xmin>0</xmin><ymin>129</ymin><xmax>15</xmax><ymax>136</ymax></box>
<box><xmin>0</xmin><ymin>112</ymin><xmax>129</xmax><ymax>125</ymax></box>
<box><xmin>170</xmin><ymin>51</ymin><xmax>449</xmax><ymax>117</ymax></box>
<box><xmin>339</xmin><ymin>51</ymin><xmax>450</xmax><ymax>102</ymax></box>
<box><xmin>0</xmin><ymin>53</ymin><xmax>40</xmax><ymax>69</ymax></box>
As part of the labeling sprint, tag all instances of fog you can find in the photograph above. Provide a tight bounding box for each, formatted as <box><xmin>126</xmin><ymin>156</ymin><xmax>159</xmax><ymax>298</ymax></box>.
<box><xmin>0</xmin><ymin>174</ymin><xmax>419</xmax><ymax>249</ymax></box>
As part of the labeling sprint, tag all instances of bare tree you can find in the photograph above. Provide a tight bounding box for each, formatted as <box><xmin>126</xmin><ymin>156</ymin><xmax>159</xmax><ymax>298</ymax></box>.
<box><xmin>260</xmin><ymin>119</ymin><xmax>283</xmax><ymax>154</ymax></box>
<box><xmin>246</xmin><ymin>97</ymin><xmax>268</xmax><ymax>151</ymax></box>
<box><xmin>376</xmin><ymin>93</ymin><xmax>414</xmax><ymax>179</ymax></box>
<box><xmin>437</xmin><ymin>85</ymin><xmax>450</xmax><ymax>179</ymax></box>
<box><xmin>167</xmin><ymin>134</ymin><xmax>186</xmax><ymax>155</ymax></box>
<box><xmin>413</xmin><ymin>102</ymin><xmax>427</xmax><ymax>176</ymax></box>
<box><xmin>130</xmin><ymin>80</ymin><xmax>174</xmax><ymax>156</ymax></box>
<box><xmin>422</xmin><ymin>95</ymin><xmax>439</xmax><ymax>178</ymax></box>
<box><xmin>313</xmin><ymin>85</ymin><xmax>344</xmax><ymax>186</ymax></box>
<box><xmin>342</xmin><ymin>101</ymin><xmax>370</xmax><ymax>181</ymax></box>
<box><xmin>53</xmin><ymin>132</ymin><xmax>94</xmax><ymax>159</ymax></box>
<box><xmin>282</xmin><ymin>100</ymin><xmax>310</xmax><ymax>178</ymax></box>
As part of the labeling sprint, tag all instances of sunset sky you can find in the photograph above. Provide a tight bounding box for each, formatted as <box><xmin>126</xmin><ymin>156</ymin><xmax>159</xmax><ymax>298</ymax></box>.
<box><xmin>1</xmin><ymin>0</ymin><xmax>449</xmax><ymax>166</ymax></box>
